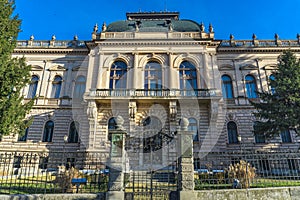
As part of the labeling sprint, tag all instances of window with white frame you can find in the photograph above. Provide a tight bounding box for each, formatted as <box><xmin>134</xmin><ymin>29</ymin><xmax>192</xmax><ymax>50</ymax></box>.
<box><xmin>144</xmin><ymin>61</ymin><xmax>162</xmax><ymax>90</ymax></box>
<box><xmin>221</xmin><ymin>75</ymin><xmax>234</xmax><ymax>99</ymax></box>
<box><xmin>51</xmin><ymin>76</ymin><xmax>62</xmax><ymax>98</ymax></box>
<box><xmin>245</xmin><ymin>75</ymin><xmax>258</xmax><ymax>98</ymax></box>
<box><xmin>109</xmin><ymin>61</ymin><xmax>127</xmax><ymax>89</ymax></box>
<box><xmin>179</xmin><ymin>61</ymin><xmax>198</xmax><ymax>90</ymax></box>
<box><xmin>27</xmin><ymin>75</ymin><xmax>39</xmax><ymax>98</ymax></box>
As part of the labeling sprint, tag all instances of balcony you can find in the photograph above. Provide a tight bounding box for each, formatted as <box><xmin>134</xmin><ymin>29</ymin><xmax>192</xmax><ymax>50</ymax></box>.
<box><xmin>89</xmin><ymin>89</ymin><xmax>218</xmax><ymax>99</ymax></box>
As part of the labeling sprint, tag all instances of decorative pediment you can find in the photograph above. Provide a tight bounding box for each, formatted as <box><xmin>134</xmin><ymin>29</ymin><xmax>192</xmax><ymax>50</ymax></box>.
<box><xmin>218</xmin><ymin>64</ymin><xmax>234</xmax><ymax>71</ymax></box>
<box><xmin>263</xmin><ymin>64</ymin><xmax>277</xmax><ymax>70</ymax></box>
<box><xmin>48</xmin><ymin>65</ymin><xmax>66</xmax><ymax>71</ymax></box>
<box><xmin>72</xmin><ymin>65</ymin><xmax>85</xmax><ymax>71</ymax></box>
<box><xmin>31</xmin><ymin>65</ymin><xmax>43</xmax><ymax>71</ymax></box>
<box><xmin>138</xmin><ymin>54</ymin><xmax>166</xmax><ymax>68</ymax></box>
<box><xmin>103</xmin><ymin>54</ymin><xmax>130</xmax><ymax>68</ymax></box>
<box><xmin>239</xmin><ymin>64</ymin><xmax>258</xmax><ymax>70</ymax></box>
<box><xmin>173</xmin><ymin>54</ymin><xmax>200</xmax><ymax>69</ymax></box>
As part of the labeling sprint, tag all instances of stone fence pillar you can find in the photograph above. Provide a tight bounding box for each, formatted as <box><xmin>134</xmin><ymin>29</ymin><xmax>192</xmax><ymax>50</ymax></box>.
<box><xmin>107</xmin><ymin>116</ymin><xmax>126</xmax><ymax>200</ymax></box>
<box><xmin>177</xmin><ymin>118</ymin><xmax>195</xmax><ymax>199</ymax></box>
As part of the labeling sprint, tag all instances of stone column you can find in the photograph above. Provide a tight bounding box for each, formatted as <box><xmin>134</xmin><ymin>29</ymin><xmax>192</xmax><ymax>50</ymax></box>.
<box><xmin>107</xmin><ymin>116</ymin><xmax>126</xmax><ymax>200</ymax></box>
<box><xmin>177</xmin><ymin>118</ymin><xmax>196</xmax><ymax>200</ymax></box>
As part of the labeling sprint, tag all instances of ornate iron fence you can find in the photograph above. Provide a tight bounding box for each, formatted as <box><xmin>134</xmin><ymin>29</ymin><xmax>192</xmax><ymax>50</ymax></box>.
<box><xmin>0</xmin><ymin>151</ymin><xmax>109</xmax><ymax>194</ymax></box>
<box><xmin>194</xmin><ymin>150</ymin><xmax>300</xmax><ymax>190</ymax></box>
<box><xmin>1</xmin><ymin>150</ymin><xmax>300</xmax><ymax>194</ymax></box>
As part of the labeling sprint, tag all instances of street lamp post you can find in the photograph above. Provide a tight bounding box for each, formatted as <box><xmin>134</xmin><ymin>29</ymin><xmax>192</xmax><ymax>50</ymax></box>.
<box><xmin>237</xmin><ymin>134</ymin><xmax>242</xmax><ymax>156</ymax></box>
<box><xmin>63</xmin><ymin>135</ymin><xmax>68</xmax><ymax>167</ymax></box>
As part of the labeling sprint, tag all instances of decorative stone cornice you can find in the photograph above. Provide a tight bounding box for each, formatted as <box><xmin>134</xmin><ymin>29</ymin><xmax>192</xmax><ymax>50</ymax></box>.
<box><xmin>87</xmin><ymin>40</ymin><xmax>220</xmax><ymax>49</ymax></box>
<box><xmin>13</xmin><ymin>48</ymin><xmax>89</xmax><ymax>55</ymax></box>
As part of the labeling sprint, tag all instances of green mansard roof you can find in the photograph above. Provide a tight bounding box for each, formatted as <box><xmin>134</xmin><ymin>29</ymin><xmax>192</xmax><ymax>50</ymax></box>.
<box><xmin>106</xmin><ymin>12</ymin><xmax>202</xmax><ymax>32</ymax></box>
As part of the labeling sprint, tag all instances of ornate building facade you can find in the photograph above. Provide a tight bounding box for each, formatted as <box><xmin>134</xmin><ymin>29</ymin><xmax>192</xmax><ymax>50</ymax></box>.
<box><xmin>2</xmin><ymin>12</ymin><xmax>300</xmax><ymax>170</ymax></box>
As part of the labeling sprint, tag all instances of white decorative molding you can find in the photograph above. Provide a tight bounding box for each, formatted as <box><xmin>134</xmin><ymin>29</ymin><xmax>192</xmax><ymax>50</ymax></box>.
<box><xmin>31</xmin><ymin>65</ymin><xmax>43</xmax><ymax>71</ymax></box>
<box><xmin>218</xmin><ymin>64</ymin><xmax>234</xmax><ymax>71</ymax></box>
<box><xmin>239</xmin><ymin>64</ymin><xmax>258</xmax><ymax>70</ymax></box>
<box><xmin>103</xmin><ymin>53</ymin><xmax>131</xmax><ymax>68</ymax></box>
<box><xmin>138</xmin><ymin>54</ymin><xmax>166</xmax><ymax>67</ymax></box>
<box><xmin>48</xmin><ymin>65</ymin><xmax>66</xmax><ymax>71</ymax></box>
<box><xmin>173</xmin><ymin>54</ymin><xmax>201</xmax><ymax>68</ymax></box>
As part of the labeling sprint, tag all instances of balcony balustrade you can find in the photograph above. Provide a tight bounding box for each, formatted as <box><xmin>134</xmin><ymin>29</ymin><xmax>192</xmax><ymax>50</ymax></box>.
<box><xmin>89</xmin><ymin>88</ymin><xmax>217</xmax><ymax>98</ymax></box>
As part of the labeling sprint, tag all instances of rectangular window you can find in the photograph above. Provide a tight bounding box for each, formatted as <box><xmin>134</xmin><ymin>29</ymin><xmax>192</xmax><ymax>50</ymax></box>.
<box><xmin>281</xmin><ymin>130</ymin><xmax>292</xmax><ymax>143</ymax></box>
<box><xmin>255</xmin><ymin>134</ymin><xmax>266</xmax><ymax>143</ymax></box>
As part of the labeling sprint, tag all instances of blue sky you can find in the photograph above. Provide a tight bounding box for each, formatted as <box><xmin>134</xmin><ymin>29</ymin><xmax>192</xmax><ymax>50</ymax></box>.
<box><xmin>15</xmin><ymin>0</ymin><xmax>300</xmax><ymax>41</ymax></box>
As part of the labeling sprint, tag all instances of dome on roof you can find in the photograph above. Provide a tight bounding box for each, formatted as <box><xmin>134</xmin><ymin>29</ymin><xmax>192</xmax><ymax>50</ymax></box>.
<box><xmin>106</xmin><ymin>19</ymin><xmax>201</xmax><ymax>32</ymax></box>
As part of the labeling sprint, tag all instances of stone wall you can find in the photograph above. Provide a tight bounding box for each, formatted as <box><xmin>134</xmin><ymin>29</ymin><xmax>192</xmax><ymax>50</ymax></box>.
<box><xmin>0</xmin><ymin>193</ymin><xmax>106</xmax><ymax>200</ymax></box>
<box><xmin>181</xmin><ymin>187</ymin><xmax>300</xmax><ymax>200</ymax></box>
<box><xmin>1</xmin><ymin>187</ymin><xmax>300</xmax><ymax>200</ymax></box>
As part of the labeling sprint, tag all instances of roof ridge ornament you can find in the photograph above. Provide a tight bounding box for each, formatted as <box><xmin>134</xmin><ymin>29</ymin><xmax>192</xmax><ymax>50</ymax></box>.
<box><xmin>93</xmin><ymin>23</ymin><xmax>98</xmax><ymax>33</ymax></box>
<box><xmin>275</xmin><ymin>33</ymin><xmax>281</xmax><ymax>46</ymax></box>
<box><xmin>229</xmin><ymin>34</ymin><xmax>235</xmax><ymax>47</ymax></box>
<box><xmin>209</xmin><ymin>23</ymin><xmax>214</xmax><ymax>33</ymax></box>
<box><xmin>102</xmin><ymin>22</ymin><xmax>107</xmax><ymax>32</ymax></box>
<box><xmin>252</xmin><ymin>33</ymin><xmax>259</xmax><ymax>46</ymax></box>
<box><xmin>200</xmin><ymin>22</ymin><xmax>205</xmax><ymax>32</ymax></box>
<box><xmin>92</xmin><ymin>23</ymin><xmax>98</xmax><ymax>40</ymax></box>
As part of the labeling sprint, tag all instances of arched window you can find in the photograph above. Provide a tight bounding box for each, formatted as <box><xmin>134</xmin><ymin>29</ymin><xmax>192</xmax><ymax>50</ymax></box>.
<box><xmin>42</xmin><ymin>121</ymin><xmax>54</xmax><ymax>142</ymax></box>
<box><xmin>27</xmin><ymin>75</ymin><xmax>39</xmax><ymax>98</ymax></box>
<box><xmin>221</xmin><ymin>75</ymin><xmax>234</xmax><ymax>99</ymax></box>
<box><xmin>51</xmin><ymin>76</ymin><xmax>62</xmax><ymax>98</ymax></box>
<box><xmin>73</xmin><ymin>76</ymin><xmax>86</xmax><ymax>99</ymax></box>
<box><xmin>245</xmin><ymin>75</ymin><xmax>258</xmax><ymax>98</ymax></box>
<box><xmin>110</xmin><ymin>61</ymin><xmax>127</xmax><ymax>89</ymax></box>
<box><xmin>179</xmin><ymin>61</ymin><xmax>198</xmax><ymax>90</ymax></box>
<box><xmin>227</xmin><ymin>121</ymin><xmax>238</xmax><ymax>144</ymax></box>
<box><xmin>144</xmin><ymin>61</ymin><xmax>162</xmax><ymax>90</ymax></box>
<box><xmin>281</xmin><ymin>130</ymin><xmax>292</xmax><ymax>143</ymax></box>
<box><xmin>269</xmin><ymin>74</ymin><xmax>275</xmax><ymax>94</ymax></box>
<box><xmin>108</xmin><ymin>117</ymin><xmax>117</xmax><ymax>130</ymax></box>
<box><xmin>188</xmin><ymin>118</ymin><xmax>198</xmax><ymax>141</ymax></box>
<box><xmin>68</xmin><ymin>121</ymin><xmax>79</xmax><ymax>143</ymax></box>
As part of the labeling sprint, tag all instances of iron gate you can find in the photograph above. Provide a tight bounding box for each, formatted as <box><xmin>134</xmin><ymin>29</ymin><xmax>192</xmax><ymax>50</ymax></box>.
<box><xmin>124</xmin><ymin>163</ymin><xmax>179</xmax><ymax>200</ymax></box>
<box><xmin>124</xmin><ymin>127</ymin><xmax>179</xmax><ymax>200</ymax></box>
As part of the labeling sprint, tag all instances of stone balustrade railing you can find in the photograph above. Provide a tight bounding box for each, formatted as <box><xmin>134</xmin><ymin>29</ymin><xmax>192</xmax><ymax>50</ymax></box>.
<box><xmin>16</xmin><ymin>40</ymin><xmax>86</xmax><ymax>48</ymax></box>
<box><xmin>89</xmin><ymin>88</ymin><xmax>217</xmax><ymax>98</ymax></box>
<box><xmin>220</xmin><ymin>39</ymin><xmax>300</xmax><ymax>47</ymax></box>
